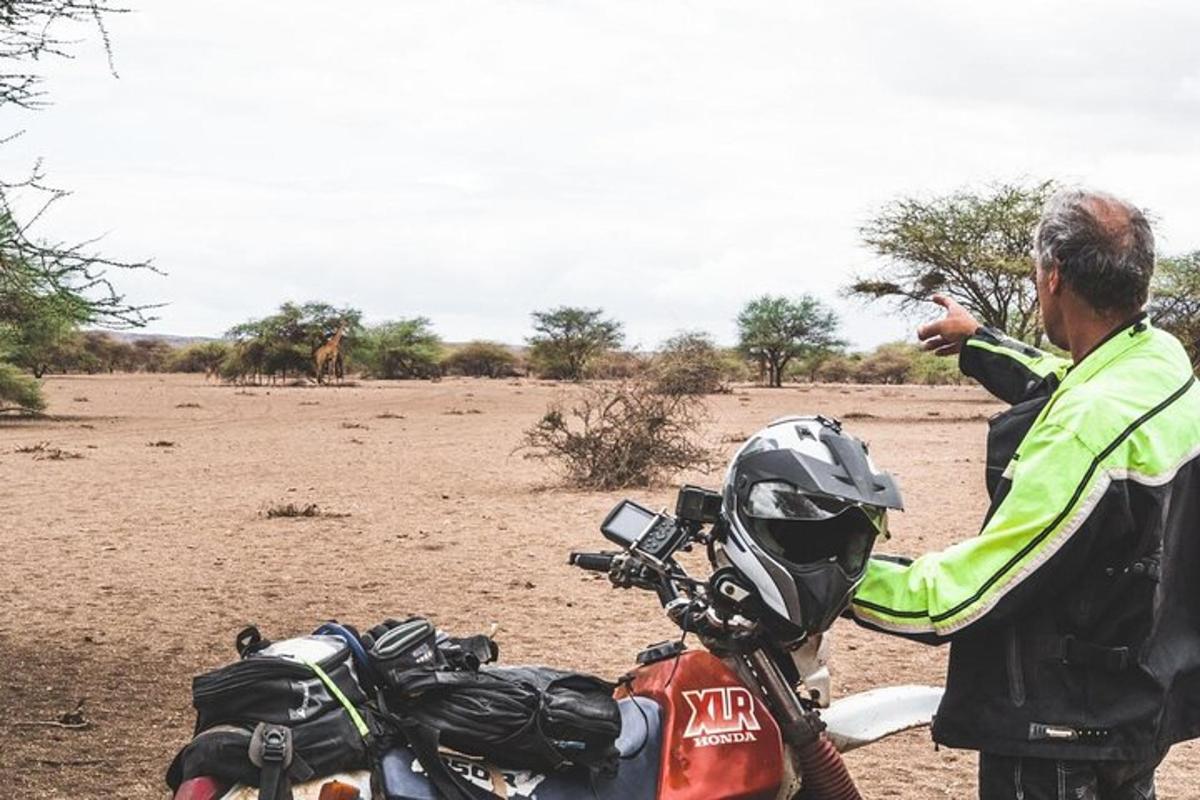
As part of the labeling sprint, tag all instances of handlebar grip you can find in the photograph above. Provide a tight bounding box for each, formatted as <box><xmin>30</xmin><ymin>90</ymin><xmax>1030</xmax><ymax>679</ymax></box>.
<box><xmin>569</xmin><ymin>551</ymin><xmax>617</xmax><ymax>573</ymax></box>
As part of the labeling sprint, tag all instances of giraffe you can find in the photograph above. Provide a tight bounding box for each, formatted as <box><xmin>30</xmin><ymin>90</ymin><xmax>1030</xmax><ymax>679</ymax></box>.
<box><xmin>313</xmin><ymin>322</ymin><xmax>347</xmax><ymax>385</ymax></box>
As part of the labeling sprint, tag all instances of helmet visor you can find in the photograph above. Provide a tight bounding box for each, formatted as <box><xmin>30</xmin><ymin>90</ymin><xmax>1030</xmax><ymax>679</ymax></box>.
<box><xmin>742</xmin><ymin>481</ymin><xmax>882</xmax><ymax>576</ymax></box>
<box><xmin>744</xmin><ymin>480</ymin><xmax>849</xmax><ymax>521</ymax></box>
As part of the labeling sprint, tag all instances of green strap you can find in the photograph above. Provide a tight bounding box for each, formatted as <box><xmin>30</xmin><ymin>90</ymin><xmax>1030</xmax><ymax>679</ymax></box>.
<box><xmin>305</xmin><ymin>660</ymin><xmax>371</xmax><ymax>740</ymax></box>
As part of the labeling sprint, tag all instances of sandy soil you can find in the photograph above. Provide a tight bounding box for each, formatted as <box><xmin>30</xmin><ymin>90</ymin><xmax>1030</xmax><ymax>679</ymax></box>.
<box><xmin>1</xmin><ymin>374</ymin><xmax>1197</xmax><ymax>799</ymax></box>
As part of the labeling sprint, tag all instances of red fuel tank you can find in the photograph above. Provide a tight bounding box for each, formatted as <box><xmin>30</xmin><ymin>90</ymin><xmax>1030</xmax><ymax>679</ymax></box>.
<box><xmin>623</xmin><ymin>650</ymin><xmax>784</xmax><ymax>800</ymax></box>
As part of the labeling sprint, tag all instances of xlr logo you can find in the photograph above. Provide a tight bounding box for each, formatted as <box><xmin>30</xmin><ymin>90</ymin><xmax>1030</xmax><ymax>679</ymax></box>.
<box><xmin>682</xmin><ymin>686</ymin><xmax>762</xmax><ymax>747</ymax></box>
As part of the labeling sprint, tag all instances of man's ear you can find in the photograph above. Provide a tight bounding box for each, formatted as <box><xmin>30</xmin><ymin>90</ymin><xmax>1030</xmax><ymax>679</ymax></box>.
<box><xmin>1044</xmin><ymin>261</ymin><xmax>1063</xmax><ymax>295</ymax></box>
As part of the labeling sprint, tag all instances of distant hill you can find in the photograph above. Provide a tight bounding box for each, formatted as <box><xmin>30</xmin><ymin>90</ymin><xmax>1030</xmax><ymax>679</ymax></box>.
<box><xmin>85</xmin><ymin>331</ymin><xmax>220</xmax><ymax>349</ymax></box>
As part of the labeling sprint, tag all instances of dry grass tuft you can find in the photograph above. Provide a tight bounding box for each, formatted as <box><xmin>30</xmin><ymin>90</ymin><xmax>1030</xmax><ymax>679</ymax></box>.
<box><xmin>263</xmin><ymin>502</ymin><xmax>351</xmax><ymax>519</ymax></box>
<box><xmin>175</xmin><ymin>402</ymin><xmax>202</xmax><ymax>409</ymax></box>
<box><xmin>376</xmin><ymin>411</ymin><xmax>405</xmax><ymax>419</ymax></box>
<box><xmin>147</xmin><ymin>440</ymin><xmax>177</xmax><ymax>448</ymax></box>
<box><xmin>17</xmin><ymin>442</ymin><xmax>84</xmax><ymax>460</ymax></box>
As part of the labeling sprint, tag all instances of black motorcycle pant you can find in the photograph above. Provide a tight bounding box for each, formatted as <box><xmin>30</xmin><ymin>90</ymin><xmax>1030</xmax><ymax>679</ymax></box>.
<box><xmin>978</xmin><ymin>750</ymin><xmax>1165</xmax><ymax>800</ymax></box>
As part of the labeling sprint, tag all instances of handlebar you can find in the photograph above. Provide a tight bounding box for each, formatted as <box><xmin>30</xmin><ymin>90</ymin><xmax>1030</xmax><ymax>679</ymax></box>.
<box><xmin>570</xmin><ymin>540</ymin><xmax>760</xmax><ymax>648</ymax></box>
<box><xmin>568</xmin><ymin>551</ymin><xmax>618</xmax><ymax>573</ymax></box>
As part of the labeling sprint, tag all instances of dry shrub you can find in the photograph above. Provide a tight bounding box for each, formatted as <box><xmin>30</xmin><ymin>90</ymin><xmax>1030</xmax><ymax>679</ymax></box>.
<box><xmin>147</xmin><ymin>440</ymin><xmax>177</xmax><ymax>447</ymax></box>
<box><xmin>650</xmin><ymin>332</ymin><xmax>728</xmax><ymax>395</ymax></box>
<box><xmin>585</xmin><ymin>350</ymin><xmax>647</xmax><ymax>380</ymax></box>
<box><xmin>376</xmin><ymin>411</ymin><xmax>404</xmax><ymax>419</ymax></box>
<box><xmin>441</xmin><ymin>340</ymin><xmax>521</xmax><ymax>378</ymax></box>
<box><xmin>176</xmin><ymin>402</ymin><xmax>202</xmax><ymax>409</ymax></box>
<box><xmin>522</xmin><ymin>380</ymin><xmax>714</xmax><ymax>489</ymax></box>
<box><xmin>815</xmin><ymin>343</ymin><xmax>969</xmax><ymax>385</ymax></box>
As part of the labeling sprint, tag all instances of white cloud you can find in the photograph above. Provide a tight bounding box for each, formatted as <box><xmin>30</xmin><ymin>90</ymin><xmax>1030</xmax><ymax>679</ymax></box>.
<box><xmin>1</xmin><ymin>0</ymin><xmax>1196</xmax><ymax>348</ymax></box>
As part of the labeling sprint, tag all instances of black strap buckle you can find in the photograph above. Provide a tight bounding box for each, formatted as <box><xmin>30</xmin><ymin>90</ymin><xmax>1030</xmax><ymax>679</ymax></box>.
<box><xmin>260</xmin><ymin>727</ymin><xmax>290</xmax><ymax>764</ymax></box>
<box><xmin>249</xmin><ymin>723</ymin><xmax>294</xmax><ymax>800</ymax></box>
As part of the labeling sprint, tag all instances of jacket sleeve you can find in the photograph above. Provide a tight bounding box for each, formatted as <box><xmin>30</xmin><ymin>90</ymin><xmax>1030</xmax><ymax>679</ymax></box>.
<box><xmin>959</xmin><ymin>327</ymin><xmax>1072</xmax><ymax>405</ymax></box>
<box><xmin>850</xmin><ymin>418</ymin><xmax>1103</xmax><ymax>641</ymax></box>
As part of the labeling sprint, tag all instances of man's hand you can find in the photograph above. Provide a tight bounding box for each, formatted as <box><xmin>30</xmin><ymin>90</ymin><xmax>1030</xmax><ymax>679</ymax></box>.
<box><xmin>917</xmin><ymin>294</ymin><xmax>982</xmax><ymax>357</ymax></box>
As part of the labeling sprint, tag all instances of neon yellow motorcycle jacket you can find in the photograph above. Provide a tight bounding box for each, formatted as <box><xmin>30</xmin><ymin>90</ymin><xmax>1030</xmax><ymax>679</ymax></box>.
<box><xmin>852</xmin><ymin>316</ymin><xmax>1200</xmax><ymax>759</ymax></box>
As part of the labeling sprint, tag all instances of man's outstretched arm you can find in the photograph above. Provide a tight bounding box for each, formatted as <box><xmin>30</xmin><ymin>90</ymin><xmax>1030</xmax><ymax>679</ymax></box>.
<box><xmin>850</xmin><ymin>418</ymin><xmax>1100</xmax><ymax>641</ymax></box>
<box><xmin>918</xmin><ymin>294</ymin><xmax>1071</xmax><ymax>405</ymax></box>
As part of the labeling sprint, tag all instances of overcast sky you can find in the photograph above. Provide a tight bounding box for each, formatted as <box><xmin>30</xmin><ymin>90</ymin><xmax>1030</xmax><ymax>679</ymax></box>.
<box><xmin>2</xmin><ymin>1</ymin><xmax>1198</xmax><ymax>349</ymax></box>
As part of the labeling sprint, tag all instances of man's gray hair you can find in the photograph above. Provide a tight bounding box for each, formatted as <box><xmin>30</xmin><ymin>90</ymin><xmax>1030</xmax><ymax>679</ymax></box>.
<box><xmin>1033</xmin><ymin>188</ymin><xmax>1155</xmax><ymax>313</ymax></box>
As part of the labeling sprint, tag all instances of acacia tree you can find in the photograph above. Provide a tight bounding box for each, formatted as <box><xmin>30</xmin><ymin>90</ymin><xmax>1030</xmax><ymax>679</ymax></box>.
<box><xmin>848</xmin><ymin>181</ymin><xmax>1054</xmax><ymax>344</ymax></box>
<box><xmin>225</xmin><ymin>303</ymin><xmax>361</xmax><ymax>383</ymax></box>
<box><xmin>1150</xmin><ymin>252</ymin><xmax>1200</xmax><ymax>368</ymax></box>
<box><xmin>736</xmin><ymin>295</ymin><xmax>843</xmax><ymax>388</ymax></box>
<box><xmin>0</xmin><ymin>2</ymin><xmax>153</xmax><ymax>411</ymax></box>
<box><xmin>527</xmin><ymin>306</ymin><xmax>624</xmax><ymax>381</ymax></box>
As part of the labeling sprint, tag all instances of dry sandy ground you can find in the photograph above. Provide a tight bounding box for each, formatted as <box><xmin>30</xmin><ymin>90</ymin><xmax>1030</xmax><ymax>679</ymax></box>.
<box><xmin>1</xmin><ymin>374</ymin><xmax>1197</xmax><ymax>799</ymax></box>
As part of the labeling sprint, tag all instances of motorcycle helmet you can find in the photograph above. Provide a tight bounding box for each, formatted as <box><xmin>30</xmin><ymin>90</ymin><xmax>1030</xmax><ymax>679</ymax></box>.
<box><xmin>721</xmin><ymin>415</ymin><xmax>903</xmax><ymax>640</ymax></box>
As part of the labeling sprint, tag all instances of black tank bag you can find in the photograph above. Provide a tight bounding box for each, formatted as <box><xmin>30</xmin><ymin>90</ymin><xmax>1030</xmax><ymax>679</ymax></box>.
<box><xmin>365</xmin><ymin>618</ymin><xmax>623</xmax><ymax>800</ymax></box>
<box><xmin>166</xmin><ymin>626</ymin><xmax>380</xmax><ymax>799</ymax></box>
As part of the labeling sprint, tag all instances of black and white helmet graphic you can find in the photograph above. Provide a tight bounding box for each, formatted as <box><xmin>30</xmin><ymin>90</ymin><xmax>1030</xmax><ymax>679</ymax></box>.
<box><xmin>721</xmin><ymin>416</ymin><xmax>903</xmax><ymax>640</ymax></box>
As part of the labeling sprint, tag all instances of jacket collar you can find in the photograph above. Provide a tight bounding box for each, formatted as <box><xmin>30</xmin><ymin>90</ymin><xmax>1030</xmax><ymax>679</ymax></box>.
<box><xmin>1060</xmin><ymin>313</ymin><xmax>1151</xmax><ymax>390</ymax></box>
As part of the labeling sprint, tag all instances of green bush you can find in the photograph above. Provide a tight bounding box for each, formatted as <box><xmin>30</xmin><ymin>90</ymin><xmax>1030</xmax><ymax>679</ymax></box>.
<box><xmin>359</xmin><ymin>318</ymin><xmax>443</xmax><ymax>379</ymax></box>
<box><xmin>168</xmin><ymin>341</ymin><xmax>231</xmax><ymax>374</ymax></box>
<box><xmin>442</xmin><ymin>341</ymin><xmax>520</xmax><ymax>378</ymax></box>
<box><xmin>0</xmin><ymin>362</ymin><xmax>45</xmax><ymax>413</ymax></box>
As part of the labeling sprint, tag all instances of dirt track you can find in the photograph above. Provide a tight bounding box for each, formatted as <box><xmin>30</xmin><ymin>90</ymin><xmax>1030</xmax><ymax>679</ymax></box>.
<box><xmin>2</xmin><ymin>374</ymin><xmax>1197</xmax><ymax>798</ymax></box>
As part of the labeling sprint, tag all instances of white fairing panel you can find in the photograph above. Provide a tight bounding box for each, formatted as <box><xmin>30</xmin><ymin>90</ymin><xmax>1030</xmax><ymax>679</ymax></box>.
<box><xmin>221</xmin><ymin>771</ymin><xmax>372</xmax><ymax>799</ymax></box>
<box><xmin>821</xmin><ymin>685</ymin><xmax>943</xmax><ymax>753</ymax></box>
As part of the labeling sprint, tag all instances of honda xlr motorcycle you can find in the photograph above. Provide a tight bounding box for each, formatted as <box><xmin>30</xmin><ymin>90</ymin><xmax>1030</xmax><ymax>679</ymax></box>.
<box><xmin>174</xmin><ymin>485</ymin><xmax>942</xmax><ymax>800</ymax></box>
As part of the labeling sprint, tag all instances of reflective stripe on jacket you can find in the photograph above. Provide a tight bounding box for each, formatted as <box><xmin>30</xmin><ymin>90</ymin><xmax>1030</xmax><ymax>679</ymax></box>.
<box><xmin>851</xmin><ymin>318</ymin><xmax>1200</xmax><ymax>759</ymax></box>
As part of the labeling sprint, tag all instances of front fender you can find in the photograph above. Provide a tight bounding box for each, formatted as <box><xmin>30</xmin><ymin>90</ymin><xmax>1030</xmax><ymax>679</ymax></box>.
<box><xmin>820</xmin><ymin>685</ymin><xmax>943</xmax><ymax>753</ymax></box>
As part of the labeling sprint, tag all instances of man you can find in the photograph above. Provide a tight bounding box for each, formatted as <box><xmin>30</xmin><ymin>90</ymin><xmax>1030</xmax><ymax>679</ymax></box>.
<box><xmin>850</xmin><ymin>188</ymin><xmax>1200</xmax><ymax>800</ymax></box>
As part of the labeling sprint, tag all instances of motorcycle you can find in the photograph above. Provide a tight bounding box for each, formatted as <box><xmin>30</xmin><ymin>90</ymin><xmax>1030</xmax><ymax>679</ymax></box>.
<box><xmin>174</xmin><ymin>485</ymin><xmax>942</xmax><ymax>800</ymax></box>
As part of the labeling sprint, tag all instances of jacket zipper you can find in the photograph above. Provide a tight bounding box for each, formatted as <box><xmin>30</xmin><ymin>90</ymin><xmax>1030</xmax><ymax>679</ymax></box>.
<box><xmin>1006</xmin><ymin>627</ymin><xmax>1026</xmax><ymax>707</ymax></box>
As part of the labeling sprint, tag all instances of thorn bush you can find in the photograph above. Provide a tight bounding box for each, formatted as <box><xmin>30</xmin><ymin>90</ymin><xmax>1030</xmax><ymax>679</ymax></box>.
<box><xmin>522</xmin><ymin>380</ymin><xmax>714</xmax><ymax>489</ymax></box>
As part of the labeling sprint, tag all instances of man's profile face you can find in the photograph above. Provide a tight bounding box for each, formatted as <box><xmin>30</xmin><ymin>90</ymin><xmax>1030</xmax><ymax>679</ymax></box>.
<box><xmin>1035</xmin><ymin>259</ymin><xmax>1068</xmax><ymax>350</ymax></box>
